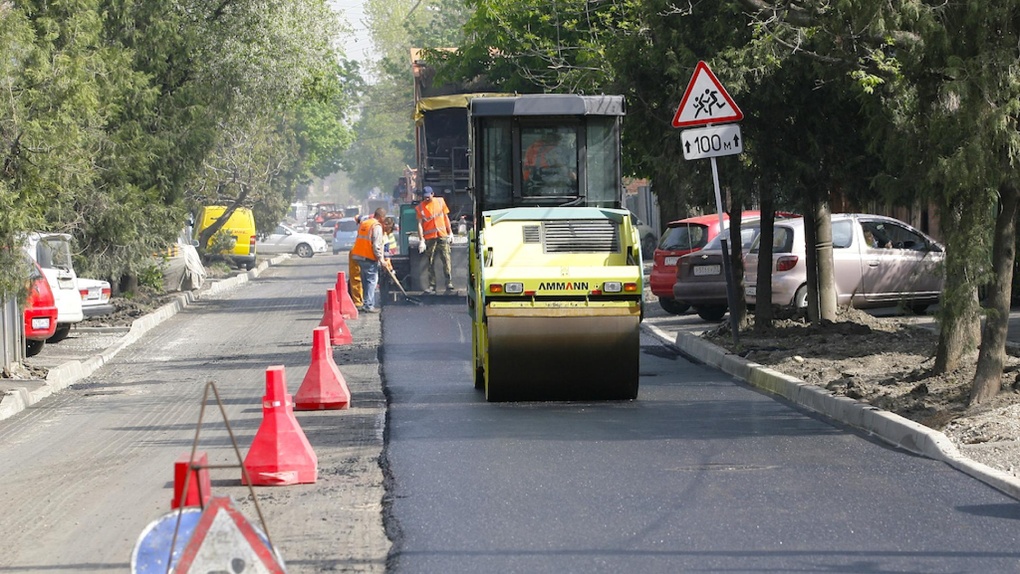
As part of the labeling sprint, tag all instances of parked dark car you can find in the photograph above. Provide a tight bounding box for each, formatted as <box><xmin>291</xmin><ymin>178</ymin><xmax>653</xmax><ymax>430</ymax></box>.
<box><xmin>650</xmin><ymin>212</ymin><xmax>760</xmax><ymax>315</ymax></box>
<box><xmin>673</xmin><ymin>223</ymin><xmax>765</xmax><ymax>322</ymax></box>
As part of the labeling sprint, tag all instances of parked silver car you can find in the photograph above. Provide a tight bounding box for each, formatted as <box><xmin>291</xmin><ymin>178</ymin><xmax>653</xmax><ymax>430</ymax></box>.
<box><xmin>256</xmin><ymin>223</ymin><xmax>329</xmax><ymax>258</ymax></box>
<box><xmin>331</xmin><ymin>217</ymin><xmax>359</xmax><ymax>253</ymax></box>
<box><xmin>744</xmin><ymin>214</ymin><xmax>944</xmax><ymax>313</ymax></box>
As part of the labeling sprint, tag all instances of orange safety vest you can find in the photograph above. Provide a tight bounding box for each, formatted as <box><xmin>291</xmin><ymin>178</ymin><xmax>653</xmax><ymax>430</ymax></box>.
<box><xmin>416</xmin><ymin>197</ymin><xmax>450</xmax><ymax>240</ymax></box>
<box><xmin>523</xmin><ymin>140</ymin><xmax>555</xmax><ymax>181</ymax></box>
<box><xmin>351</xmin><ymin>218</ymin><xmax>381</xmax><ymax>260</ymax></box>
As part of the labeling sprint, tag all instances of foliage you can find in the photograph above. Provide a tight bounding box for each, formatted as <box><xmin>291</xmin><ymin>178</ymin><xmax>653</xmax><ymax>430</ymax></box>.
<box><xmin>0</xmin><ymin>1</ymin><xmax>109</xmax><ymax>295</ymax></box>
<box><xmin>0</xmin><ymin>0</ymin><xmax>360</xmax><ymax>300</ymax></box>
<box><xmin>340</xmin><ymin>0</ymin><xmax>474</xmax><ymax>197</ymax></box>
<box><xmin>137</xmin><ymin>261</ymin><xmax>166</xmax><ymax>292</ymax></box>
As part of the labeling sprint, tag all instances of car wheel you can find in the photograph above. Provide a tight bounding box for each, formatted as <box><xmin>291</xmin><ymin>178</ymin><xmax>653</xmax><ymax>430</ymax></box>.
<box><xmin>296</xmin><ymin>243</ymin><xmax>314</xmax><ymax>258</ymax></box>
<box><xmin>46</xmin><ymin>324</ymin><xmax>71</xmax><ymax>344</ymax></box>
<box><xmin>794</xmin><ymin>285</ymin><xmax>809</xmax><ymax>309</ymax></box>
<box><xmin>25</xmin><ymin>339</ymin><xmax>45</xmax><ymax>357</ymax></box>
<box><xmin>641</xmin><ymin>236</ymin><xmax>656</xmax><ymax>260</ymax></box>
<box><xmin>245</xmin><ymin>260</ymin><xmax>256</xmax><ymax>271</ymax></box>
<box><xmin>658</xmin><ymin>297</ymin><xmax>690</xmax><ymax>315</ymax></box>
<box><xmin>695</xmin><ymin>305</ymin><xmax>727</xmax><ymax>322</ymax></box>
<box><xmin>910</xmin><ymin>303</ymin><xmax>930</xmax><ymax>315</ymax></box>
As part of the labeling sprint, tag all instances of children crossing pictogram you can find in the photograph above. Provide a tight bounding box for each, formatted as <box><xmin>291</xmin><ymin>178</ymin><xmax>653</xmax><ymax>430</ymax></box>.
<box><xmin>671</xmin><ymin>61</ymin><xmax>743</xmax><ymax>128</ymax></box>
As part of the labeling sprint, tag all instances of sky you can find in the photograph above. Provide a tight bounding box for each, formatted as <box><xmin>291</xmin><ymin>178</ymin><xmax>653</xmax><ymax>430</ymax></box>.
<box><xmin>330</xmin><ymin>0</ymin><xmax>373</xmax><ymax>67</ymax></box>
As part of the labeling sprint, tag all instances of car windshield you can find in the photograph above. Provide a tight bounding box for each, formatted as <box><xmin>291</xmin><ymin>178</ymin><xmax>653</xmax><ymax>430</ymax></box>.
<box><xmin>338</xmin><ymin>220</ymin><xmax>359</xmax><ymax>232</ymax></box>
<box><xmin>37</xmin><ymin>237</ymin><xmax>74</xmax><ymax>271</ymax></box>
<box><xmin>658</xmin><ymin>223</ymin><xmax>708</xmax><ymax>251</ymax></box>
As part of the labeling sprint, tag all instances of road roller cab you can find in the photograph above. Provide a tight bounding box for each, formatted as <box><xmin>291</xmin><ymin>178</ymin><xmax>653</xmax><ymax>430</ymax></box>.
<box><xmin>467</xmin><ymin>94</ymin><xmax>642</xmax><ymax>402</ymax></box>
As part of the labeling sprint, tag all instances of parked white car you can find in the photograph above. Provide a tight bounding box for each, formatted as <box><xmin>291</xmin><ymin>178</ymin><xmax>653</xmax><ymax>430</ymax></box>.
<box><xmin>744</xmin><ymin>214</ymin><xmax>944</xmax><ymax>313</ymax></box>
<box><xmin>78</xmin><ymin>278</ymin><xmax>114</xmax><ymax>317</ymax></box>
<box><xmin>256</xmin><ymin>223</ymin><xmax>329</xmax><ymax>258</ymax></box>
<box><xmin>23</xmin><ymin>232</ymin><xmax>83</xmax><ymax>342</ymax></box>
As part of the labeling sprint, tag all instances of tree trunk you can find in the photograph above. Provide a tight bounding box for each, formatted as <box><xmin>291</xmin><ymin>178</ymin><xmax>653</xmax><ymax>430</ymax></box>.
<box><xmin>119</xmin><ymin>274</ymin><xmax>139</xmax><ymax>296</ymax></box>
<box><xmin>754</xmin><ymin>198</ymin><xmax>776</xmax><ymax>331</ymax></box>
<box><xmin>971</xmin><ymin>184</ymin><xmax>1020</xmax><ymax>404</ymax></box>
<box><xmin>813</xmin><ymin>198</ymin><xmax>837</xmax><ymax>322</ymax></box>
<box><xmin>728</xmin><ymin>201</ymin><xmax>747</xmax><ymax>324</ymax></box>
<box><xmin>934</xmin><ymin>205</ymin><xmax>982</xmax><ymax>373</ymax></box>
<box><xmin>803</xmin><ymin>206</ymin><xmax>818</xmax><ymax>322</ymax></box>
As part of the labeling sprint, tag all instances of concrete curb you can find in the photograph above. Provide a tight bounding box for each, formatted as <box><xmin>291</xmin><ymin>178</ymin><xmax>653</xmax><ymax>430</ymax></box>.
<box><xmin>0</xmin><ymin>255</ymin><xmax>289</xmax><ymax>422</ymax></box>
<box><xmin>642</xmin><ymin>322</ymin><xmax>1020</xmax><ymax>501</ymax></box>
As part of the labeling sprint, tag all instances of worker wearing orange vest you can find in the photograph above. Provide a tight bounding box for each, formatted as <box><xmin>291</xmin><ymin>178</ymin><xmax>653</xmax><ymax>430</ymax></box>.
<box><xmin>523</xmin><ymin>138</ymin><xmax>556</xmax><ymax>182</ymax></box>
<box><xmin>415</xmin><ymin>186</ymin><xmax>454</xmax><ymax>294</ymax></box>
<box><xmin>347</xmin><ymin>215</ymin><xmax>364</xmax><ymax>308</ymax></box>
<box><xmin>351</xmin><ymin>207</ymin><xmax>392</xmax><ymax>313</ymax></box>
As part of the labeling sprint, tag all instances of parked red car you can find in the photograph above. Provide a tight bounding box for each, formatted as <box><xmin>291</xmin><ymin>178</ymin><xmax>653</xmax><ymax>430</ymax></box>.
<box><xmin>650</xmin><ymin>211</ymin><xmax>761</xmax><ymax>314</ymax></box>
<box><xmin>23</xmin><ymin>261</ymin><xmax>58</xmax><ymax>357</ymax></box>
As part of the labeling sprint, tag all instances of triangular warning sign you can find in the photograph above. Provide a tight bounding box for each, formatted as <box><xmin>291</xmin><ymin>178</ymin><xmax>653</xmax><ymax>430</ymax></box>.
<box><xmin>174</xmin><ymin>497</ymin><xmax>285</xmax><ymax>574</ymax></box>
<box><xmin>671</xmin><ymin>61</ymin><xmax>743</xmax><ymax>128</ymax></box>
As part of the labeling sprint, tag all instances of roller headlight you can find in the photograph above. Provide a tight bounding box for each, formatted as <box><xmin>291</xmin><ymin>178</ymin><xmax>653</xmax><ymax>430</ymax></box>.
<box><xmin>602</xmin><ymin>281</ymin><xmax>623</xmax><ymax>293</ymax></box>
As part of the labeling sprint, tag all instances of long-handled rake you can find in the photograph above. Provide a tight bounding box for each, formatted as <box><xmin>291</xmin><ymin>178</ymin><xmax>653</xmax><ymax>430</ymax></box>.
<box><xmin>385</xmin><ymin>265</ymin><xmax>423</xmax><ymax>305</ymax></box>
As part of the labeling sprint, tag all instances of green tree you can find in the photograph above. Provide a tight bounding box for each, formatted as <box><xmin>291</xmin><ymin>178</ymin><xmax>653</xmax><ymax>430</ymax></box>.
<box><xmin>340</xmin><ymin>0</ymin><xmax>474</xmax><ymax>197</ymax></box>
<box><xmin>0</xmin><ymin>0</ymin><xmax>112</xmax><ymax>295</ymax></box>
<box><xmin>178</xmin><ymin>0</ymin><xmax>355</xmax><ymax>247</ymax></box>
<box><xmin>722</xmin><ymin>0</ymin><xmax>1020</xmax><ymax>403</ymax></box>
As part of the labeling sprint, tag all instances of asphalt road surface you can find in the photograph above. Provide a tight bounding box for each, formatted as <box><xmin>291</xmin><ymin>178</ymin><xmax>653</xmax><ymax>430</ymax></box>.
<box><xmin>0</xmin><ymin>255</ymin><xmax>389</xmax><ymax>572</ymax></box>
<box><xmin>383</xmin><ymin>303</ymin><xmax>1020</xmax><ymax>573</ymax></box>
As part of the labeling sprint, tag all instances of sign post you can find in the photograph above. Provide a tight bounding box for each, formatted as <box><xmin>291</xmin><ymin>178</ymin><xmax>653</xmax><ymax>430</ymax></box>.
<box><xmin>672</xmin><ymin>61</ymin><xmax>745</xmax><ymax>343</ymax></box>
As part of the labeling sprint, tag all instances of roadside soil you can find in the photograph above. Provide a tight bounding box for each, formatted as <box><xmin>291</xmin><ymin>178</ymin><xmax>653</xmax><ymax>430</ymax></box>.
<box><xmin>703</xmin><ymin>307</ymin><xmax>1020</xmax><ymax>481</ymax></box>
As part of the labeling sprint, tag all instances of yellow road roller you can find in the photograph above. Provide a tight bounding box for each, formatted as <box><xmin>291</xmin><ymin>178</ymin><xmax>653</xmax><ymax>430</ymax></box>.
<box><xmin>466</xmin><ymin>94</ymin><xmax>643</xmax><ymax>401</ymax></box>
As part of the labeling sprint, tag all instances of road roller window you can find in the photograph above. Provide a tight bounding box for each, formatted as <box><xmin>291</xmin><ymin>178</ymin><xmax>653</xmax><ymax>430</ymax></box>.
<box><xmin>585</xmin><ymin>117</ymin><xmax>620</xmax><ymax>208</ymax></box>
<box><xmin>479</xmin><ymin>118</ymin><xmax>513</xmax><ymax>210</ymax></box>
<box><xmin>521</xmin><ymin>127</ymin><xmax>578</xmax><ymax>198</ymax></box>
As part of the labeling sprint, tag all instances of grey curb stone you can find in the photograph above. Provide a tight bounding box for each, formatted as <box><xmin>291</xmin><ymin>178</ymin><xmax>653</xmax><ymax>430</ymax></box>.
<box><xmin>0</xmin><ymin>255</ymin><xmax>289</xmax><ymax>422</ymax></box>
<box><xmin>642</xmin><ymin>322</ymin><xmax>1020</xmax><ymax>501</ymax></box>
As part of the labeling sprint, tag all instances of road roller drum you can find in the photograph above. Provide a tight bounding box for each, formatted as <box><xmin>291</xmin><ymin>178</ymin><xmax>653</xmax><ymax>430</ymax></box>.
<box><xmin>483</xmin><ymin>305</ymin><xmax>640</xmax><ymax>401</ymax></box>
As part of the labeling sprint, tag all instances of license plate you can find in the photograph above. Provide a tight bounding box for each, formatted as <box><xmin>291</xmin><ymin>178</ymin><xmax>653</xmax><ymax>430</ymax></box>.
<box><xmin>745</xmin><ymin>285</ymin><xmax>757</xmax><ymax>297</ymax></box>
<box><xmin>85</xmin><ymin>287</ymin><xmax>101</xmax><ymax>300</ymax></box>
<box><xmin>664</xmin><ymin>256</ymin><xmax>679</xmax><ymax>266</ymax></box>
<box><xmin>693</xmin><ymin>264</ymin><xmax>720</xmax><ymax>276</ymax></box>
<box><xmin>32</xmin><ymin>317</ymin><xmax>50</xmax><ymax>330</ymax></box>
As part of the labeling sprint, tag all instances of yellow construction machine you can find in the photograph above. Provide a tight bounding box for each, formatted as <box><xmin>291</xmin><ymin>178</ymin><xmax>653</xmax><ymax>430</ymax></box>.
<box><xmin>467</xmin><ymin>94</ymin><xmax>643</xmax><ymax>401</ymax></box>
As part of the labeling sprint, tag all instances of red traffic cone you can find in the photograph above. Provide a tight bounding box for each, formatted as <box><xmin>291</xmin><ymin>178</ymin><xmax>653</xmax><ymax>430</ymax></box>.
<box><xmin>335</xmin><ymin>272</ymin><xmax>358</xmax><ymax>320</ymax></box>
<box><xmin>320</xmin><ymin>288</ymin><xmax>353</xmax><ymax>346</ymax></box>
<box><xmin>242</xmin><ymin>366</ymin><xmax>318</xmax><ymax>486</ymax></box>
<box><xmin>171</xmin><ymin>451</ymin><xmax>212</xmax><ymax>509</ymax></box>
<box><xmin>295</xmin><ymin>327</ymin><xmax>351</xmax><ymax>410</ymax></box>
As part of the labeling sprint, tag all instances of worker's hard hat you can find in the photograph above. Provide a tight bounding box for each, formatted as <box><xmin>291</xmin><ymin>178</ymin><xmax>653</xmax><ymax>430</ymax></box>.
<box><xmin>423</xmin><ymin>186</ymin><xmax>434</xmax><ymax>197</ymax></box>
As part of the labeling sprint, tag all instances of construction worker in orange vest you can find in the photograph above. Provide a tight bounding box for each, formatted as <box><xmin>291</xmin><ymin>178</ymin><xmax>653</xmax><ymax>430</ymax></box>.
<box><xmin>522</xmin><ymin>131</ymin><xmax>576</xmax><ymax>190</ymax></box>
<box><xmin>350</xmin><ymin>207</ymin><xmax>392</xmax><ymax>313</ymax></box>
<box><xmin>415</xmin><ymin>186</ymin><xmax>454</xmax><ymax>294</ymax></box>
<box><xmin>347</xmin><ymin>214</ymin><xmax>364</xmax><ymax>308</ymax></box>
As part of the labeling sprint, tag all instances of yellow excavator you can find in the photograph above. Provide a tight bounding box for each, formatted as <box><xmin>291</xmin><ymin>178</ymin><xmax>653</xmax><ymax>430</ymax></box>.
<box><xmin>467</xmin><ymin>94</ymin><xmax>643</xmax><ymax>401</ymax></box>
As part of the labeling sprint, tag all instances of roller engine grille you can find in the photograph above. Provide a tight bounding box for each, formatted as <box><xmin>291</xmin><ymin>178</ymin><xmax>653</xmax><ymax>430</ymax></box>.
<box><xmin>542</xmin><ymin>220</ymin><xmax>619</xmax><ymax>253</ymax></box>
